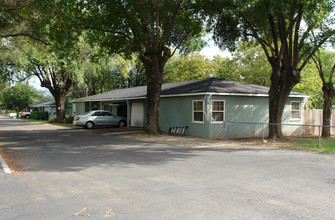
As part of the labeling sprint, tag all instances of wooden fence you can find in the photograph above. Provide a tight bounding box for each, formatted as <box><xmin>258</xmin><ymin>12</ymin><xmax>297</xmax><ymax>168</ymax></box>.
<box><xmin>304</xmin><ymin>109</ymin><xmax>335</xmax><ymax>135</ymax></box>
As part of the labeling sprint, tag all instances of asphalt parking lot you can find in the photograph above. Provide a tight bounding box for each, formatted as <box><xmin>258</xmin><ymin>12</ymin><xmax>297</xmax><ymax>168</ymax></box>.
<box><xmin>0</xmin><ymin>118</ymin><xmax>335</xmax><ymax>219</ymax></box>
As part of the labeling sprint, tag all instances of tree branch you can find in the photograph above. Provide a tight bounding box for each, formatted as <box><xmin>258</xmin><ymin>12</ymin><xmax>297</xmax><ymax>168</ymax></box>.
<box><xmin>292</xmin><ymin>2</ymin><xmax>303</xmax><ymax>68</ymax></box>
<box><xmin>0</xmin><ymin>33</ymin><xmax>51</xmax><ymax>45</ymax></box>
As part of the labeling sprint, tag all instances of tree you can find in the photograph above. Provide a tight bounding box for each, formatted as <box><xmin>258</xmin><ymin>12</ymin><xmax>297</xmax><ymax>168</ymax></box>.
<box><xmin>84</xmin><ymin>54</ymin><xmax>146</xmax><ymax>95</ymax></box>
<box><xmin>312</xmin><ymin>50</ymin><xmax>335</xmax><ymax>137</ymax></box>
<box><xmin>0</xmin><ymin>0</ymin><xmax>50</xmax><ymax>45</ymax></box>
<box><xmin>1</xmin><ymin>38</ymin><xmax>81</xmax><ymax>119</ymax></box>
<box><xmin>63</xmin><ymin>0</ymin><xmax>206</xmax><ymax>134</ymax></box>
<box><xmin>230</xmin><ymin>42</ymin><xmax>271</xmax><ymax>87</ymax></box>
<box><xmin>0</xmin><ymin>1</ymin><xmax>83</xmax><ymax>119</ymax></box>
<box><xmin>0</xmin><ymin>83</ymin><xmax>37</xmax><ymax>113</ymax></box>
<box><xmin>210</xmin><ymin>0</ymin><xmax>335</xmax><ymax>139</ymax></box>
<box><xmin>163</xmin><ymin>44</ymin><xmax>270</xmax><ymax>85</ymax></box>
<box><xmin>293</xmin><ymin>61</ymin><xmax>323</xmax><ymax>109</ymax></box>
<box><xmin>164</xmin><ymin>53</ymin><xmax>214</xmax><ymax>82</ymax></box>
<box><xmin>211</xmin><ymin>55</ymin><xmax>238</xmax><ymax>80</ymax></box>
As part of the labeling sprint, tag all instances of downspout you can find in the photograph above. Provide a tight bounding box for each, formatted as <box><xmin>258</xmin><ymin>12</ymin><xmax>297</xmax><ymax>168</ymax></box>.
<box><xmin>205</xmin><ymin>94</ymin><xmax>213</xmax><ymax>138</ymax></box>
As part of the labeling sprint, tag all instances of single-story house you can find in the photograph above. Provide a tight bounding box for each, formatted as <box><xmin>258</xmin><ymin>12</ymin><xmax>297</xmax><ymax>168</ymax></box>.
<box><xmin>29</xmin><ymin>100</ymin><xmax>73</xmax><ymax>118</ymax></box>
<box><xmin>71</xmin><ymin>78</ymin><xmax>308</xmax><ymax>139</ymax></box>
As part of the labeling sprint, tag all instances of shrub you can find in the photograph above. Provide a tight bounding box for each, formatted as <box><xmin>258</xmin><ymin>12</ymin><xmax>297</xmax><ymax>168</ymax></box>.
<box><xmin>49</xmin><ymin>116</ymin><xmax>74</xmax><ymax>124</ymax></box>
<box><xmin>49</xmin><ymin>116</ymin><xmax>64</xmax><ymax>124</ymax></box>
<box><xmin>31</xmin><ymin>111</ymin><xmax>49</xmax><ymax>120</ymax></box>
<box><xmin>66</xmin><ymin>116</ymin><xmax>74</xmax><ymax>124</ymax></box>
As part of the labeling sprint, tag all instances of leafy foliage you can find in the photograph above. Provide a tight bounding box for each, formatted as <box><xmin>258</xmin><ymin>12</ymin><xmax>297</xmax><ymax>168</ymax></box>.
<box><xmin>0</xmin><ymin>83</ymin><xmax>37</xmax><ymax>111</ymax></box>
<box><xmin>30</xmin><ymin>111</ymin><xmax>49</xmax><ymax>120</ymax></box>
<box><xmin>164</xmin><ymin>53</ymin><xmax>214</xmax><ymax>82</ymax></box>
<box><xmin>294</xmin><ymin>61</ymin><xmax>323</xmax><ymax>108</ymax></box>
<box><xmin>164</xmin><ymin>42</ymin><xmax>271</xmax><ymax>86</ymax></box>
<box><xmin>82</xmin><ymin>54</ymin><xmax>146</xmax><ymax>96</ymax></box>
<box><xmin>59</xmin><ymin>0</ymin><xmax>208</xmax><ymax>133</ymax></box>
<box><xmin>208</xmin><ymin>0</ymin><xmax>335</xmax><ymax>139</ymax></box>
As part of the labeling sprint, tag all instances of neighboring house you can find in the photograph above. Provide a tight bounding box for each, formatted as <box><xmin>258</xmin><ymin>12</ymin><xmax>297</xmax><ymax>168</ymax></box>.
<box><xmin>29</xmin><ymin>100</ymin><xmax>73</xmax><ymax>118</ymax></box>
<box><xmin>72</xmin><ymin>78</ymin><xmax>308</xmax><ymax>139</ymax></box>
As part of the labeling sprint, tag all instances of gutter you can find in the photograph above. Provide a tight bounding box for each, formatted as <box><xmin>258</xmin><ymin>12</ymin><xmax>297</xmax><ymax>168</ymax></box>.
<box><xmin>71</xmin><ymin>92</ymin><xmax>309</xmax><ymax>103</ymax></box>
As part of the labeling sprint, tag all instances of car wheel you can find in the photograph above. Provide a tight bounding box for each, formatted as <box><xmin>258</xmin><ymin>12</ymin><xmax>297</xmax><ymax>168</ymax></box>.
<box><xmin>25</xmin><ymin>115</ymin><xmax>30</xmax><ymax>119</ymax></box>
<box><xmin>85</xmin><ymin>121</ymin><xmax>94</xmax><ymax>129</ymax></box>
<box><xmin>118</xmin><ymin>120</ymin><xmax>127</xmax><ymax>128</ymax></box>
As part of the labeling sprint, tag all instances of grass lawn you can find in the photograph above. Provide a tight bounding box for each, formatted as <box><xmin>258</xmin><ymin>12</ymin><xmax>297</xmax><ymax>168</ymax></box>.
<box><xmin>292</xmin><ymin>137</ymin><xmax>335</xmax><ymax>154</ymax></box>
<box><xmin>20</xmin><ymin>119</ymin><xmax>76</xmax><ymax>128</ymax></box>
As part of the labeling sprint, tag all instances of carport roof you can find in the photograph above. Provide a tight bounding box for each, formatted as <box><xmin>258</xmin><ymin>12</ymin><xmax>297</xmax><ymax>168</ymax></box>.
<box><xmin>72</xmin><ymin>78</ymin><xmax>308</xmax><ymax>103</ymax></box>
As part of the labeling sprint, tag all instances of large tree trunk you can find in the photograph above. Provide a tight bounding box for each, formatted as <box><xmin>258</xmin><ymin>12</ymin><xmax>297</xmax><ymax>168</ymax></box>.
<box><xmin>145</xmin><ymin>66</ymin><xmax>163</xmax><ymax>134</ymax></box>
<box><xmin>321</xmin><ymin>82</ymin><xmax>335</xmax><ymax>137</ymax></box>
<box><xmin>268</xmin><ymin>59</ymin><xmax>300</xmax><ymax>140</ymax></box>
<box><xmin>140</xmin><ymin>47</ymin><xmax>171</xmax><ymax>134</ymax></box>
<box><xmin>54</xmin><ymin>92</ymin><xmax>66</xmax><ymax>120</ymax></box>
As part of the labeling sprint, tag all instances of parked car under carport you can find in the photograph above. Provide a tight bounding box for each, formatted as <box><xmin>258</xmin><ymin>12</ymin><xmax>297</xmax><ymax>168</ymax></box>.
<box><xmin>73</xmin><ymin>110</ymin><xmax>127</xmax><ymax>129</ymax></box>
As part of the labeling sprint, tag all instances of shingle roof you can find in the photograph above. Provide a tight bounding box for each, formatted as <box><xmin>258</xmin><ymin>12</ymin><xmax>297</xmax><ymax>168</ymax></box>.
<box><xmin>72</xmin><ymin>78</ymin><xmax>307</xmax><ymax>103</ymax></box>
<box><xmin>29</xmin><ymin>99</ymin><xmax>73</xmax><ymax>107</ymax></box>
<box><xmin>29</xmin><ymin>100</ymin><xmax>56</xmax><ymax>108</ymax></box>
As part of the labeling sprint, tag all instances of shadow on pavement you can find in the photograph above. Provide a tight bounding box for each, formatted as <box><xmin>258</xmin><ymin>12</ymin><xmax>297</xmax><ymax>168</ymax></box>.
<box><xmin>0</xmin><ymin>118</ymin><xmax>279</xmax><ymax>173</ymax></box>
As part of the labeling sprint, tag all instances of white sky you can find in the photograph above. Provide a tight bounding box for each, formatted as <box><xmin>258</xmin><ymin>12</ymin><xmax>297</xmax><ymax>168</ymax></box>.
<box><xmin>200</xmin><ymin>37</ymin><xmax>231</xmax><ymax>59</ymax></box>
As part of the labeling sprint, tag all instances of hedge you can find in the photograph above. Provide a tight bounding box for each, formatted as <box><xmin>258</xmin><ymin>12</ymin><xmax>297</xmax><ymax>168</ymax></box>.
<box><xmin>30</xmin><ymin>111</ymin><xmax>49</xmax><ymax>120</ymax></box>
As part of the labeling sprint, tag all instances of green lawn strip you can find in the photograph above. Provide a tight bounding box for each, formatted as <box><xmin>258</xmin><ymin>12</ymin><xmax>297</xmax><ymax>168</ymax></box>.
<box><xmin>20</xmin><ymin>119</ymin><xmax>76</xmax><ymax>127</ymax></box>
<box><xmin>291</xmin><ymin>137</ymin><xmax>335</xmax><ymax>154</ymax></box>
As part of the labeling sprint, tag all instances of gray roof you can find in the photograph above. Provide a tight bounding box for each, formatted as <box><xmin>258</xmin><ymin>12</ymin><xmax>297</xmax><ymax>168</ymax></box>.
<box><xmin>29</xmin><ymin>99</ymin><xmax>73</xmax><ymax>107</ymax></box>
<box><xmin>72</xmin><ymin>78</ymin><xmax>308</xmax><ymax>103</ymax></box>
<box><xmin>29</xmin><ymin>100</ymin><xmax>56</xmax><ymax>108</ymax></box>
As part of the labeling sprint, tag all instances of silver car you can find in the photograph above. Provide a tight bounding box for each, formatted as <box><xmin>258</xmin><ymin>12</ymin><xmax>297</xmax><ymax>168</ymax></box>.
<box><xmin>73</xmin><ymin>110</ymin><xmax>127</xmax><ymax>129</ymax></box>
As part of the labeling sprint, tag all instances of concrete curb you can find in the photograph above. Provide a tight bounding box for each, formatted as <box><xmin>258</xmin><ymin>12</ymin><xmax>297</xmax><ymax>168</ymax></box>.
<box><xmin>104</xmin><ymin>131</ymin><xmax>146</xmax><ymax>135</ymax></box>
<box><xmin>0</xmin><ymin>153</ymin><xmax>11</xmax><ymax>174</ymax></box>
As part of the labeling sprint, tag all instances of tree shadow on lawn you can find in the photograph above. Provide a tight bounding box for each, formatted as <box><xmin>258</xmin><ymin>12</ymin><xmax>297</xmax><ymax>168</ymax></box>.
<box><xmin>0</xmin><ymin>126</ymin><xmax>281</xmax><ymax>173</ymax></box>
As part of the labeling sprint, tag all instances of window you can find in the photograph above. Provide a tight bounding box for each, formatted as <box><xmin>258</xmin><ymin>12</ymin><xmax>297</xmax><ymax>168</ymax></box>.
<box><xmin>212</xmin><ymin>100</ymin><xmax>225</xmax><ymax>122</ymax></box>
<box><xmin>291</xmin><ymin>101</ymin><xmax>301</xmax><ymax>120</ymax></box>
<box><xmin>102</xmin><ymin>111</ymin><xmax>113</xmax><ymax>117</ymax></box>
<box><xmin>193</xmin><ymin>100</ymin><xmax>204</xmax><ymax>123</ymax></box>
<box><xmin>92</xmin><ymin>111</ymin><xmax>102</xmax><ymax>116</ymax></box>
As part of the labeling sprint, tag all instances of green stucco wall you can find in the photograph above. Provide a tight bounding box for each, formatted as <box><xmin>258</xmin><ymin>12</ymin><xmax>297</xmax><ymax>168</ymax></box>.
<box><xmin>159</xmin><ymin>95</ymin><xmax>210</xmax><ymax>138</ymax></box>
<box><xmin>159</xmin><ymin>95</ymin><xmax>305</xmax><ymax>139</ymax></box>
<box><xmin>73</xmin><ymin>94</ymin><xmax>305</xmax><ymax>139</ymax></box>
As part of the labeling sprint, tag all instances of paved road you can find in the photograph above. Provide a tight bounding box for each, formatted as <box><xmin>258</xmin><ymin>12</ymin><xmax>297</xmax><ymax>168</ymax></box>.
<box><xmin>0</xmin><ymin>118</ymin><xmax>335</xmax><ymax>219</ymax></box>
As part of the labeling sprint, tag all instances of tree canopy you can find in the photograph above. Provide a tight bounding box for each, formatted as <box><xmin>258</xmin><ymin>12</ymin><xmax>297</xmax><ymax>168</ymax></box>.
<box><xmin>0</xmin><ymin>83</ymin><xmax>37</xmax><ymax>112</ymax></box>
<box><xmin>60</xmin><ymin>0</ymin><xmax>207</xmax><ymax>133</ymax></box>
<box><xmin>209</xmin><ymin>0</ymin><xmax>335</xmax><ymax>139</ymax></box>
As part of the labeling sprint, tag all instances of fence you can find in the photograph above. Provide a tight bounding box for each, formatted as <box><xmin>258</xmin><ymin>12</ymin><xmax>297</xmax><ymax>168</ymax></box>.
<box><xmin>223</xmin><ymin>121</ymin><xmax>335</xmax><ymax>149</ymax></box>
<box><xmin>304</xmin><ymin>109</ymin><xmax>335</xmax><ymax>135</ymax></box>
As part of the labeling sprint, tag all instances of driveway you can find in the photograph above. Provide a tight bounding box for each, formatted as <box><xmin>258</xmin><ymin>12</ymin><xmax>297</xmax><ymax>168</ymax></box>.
<box><xmin>0</xmin><ymin>118</ymin><xmax>335</xmax><ymax>219</ymax></box>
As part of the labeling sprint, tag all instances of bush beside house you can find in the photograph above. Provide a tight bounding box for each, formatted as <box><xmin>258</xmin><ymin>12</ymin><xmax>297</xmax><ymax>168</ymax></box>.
<box><xmin>30</xmin><ymin>111</ymin><xmax>49</xmax><ymax>120</ymax></box>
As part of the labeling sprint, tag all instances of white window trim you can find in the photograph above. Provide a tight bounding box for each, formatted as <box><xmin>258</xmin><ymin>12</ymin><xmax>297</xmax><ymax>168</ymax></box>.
<box><xmin>192</xmin><ymin>100</ymin><xmax>204</xmax><ymax>123</ymax></box>
<box><xmin>211</xmin><ymin>100</ymin><xmax>225</xmax><ymax>124</ymax></box>
<box><xmin>290</xmin><ymin>101</ymin><xmax>301</xmax><ymax>121</ymax></box>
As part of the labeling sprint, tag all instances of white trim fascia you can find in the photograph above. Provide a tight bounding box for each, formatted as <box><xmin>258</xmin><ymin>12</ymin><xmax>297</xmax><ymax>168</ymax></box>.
<box><xmin>72</xmin><ymin>92</ymin><xmax>309</xmax><ymax>103</ymax></box>
<box><xmin>72</xmin><ymin>96</ymin><xmax>146</xmax><ymax>103</ymax></box>
<box><xmin>161</xmin><ymin>92</ymin><xmax>309</xmax><ymax>98</ymax></box>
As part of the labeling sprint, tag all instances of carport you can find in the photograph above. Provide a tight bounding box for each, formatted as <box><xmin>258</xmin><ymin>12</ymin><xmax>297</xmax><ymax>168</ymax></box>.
<box><xmin>72</xmin><ymin>89</ymin><xmax>147</xmax><ymax>128</ymax></box>
<box><xmin>101</xmin><ymin>100</ymin><xmax>145</xmax><ymax>127</ymax></box>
